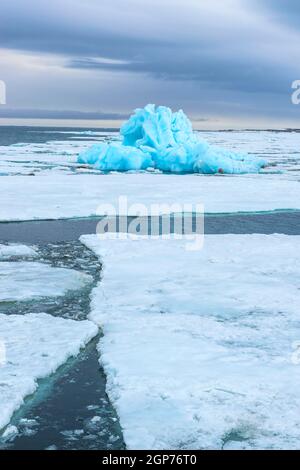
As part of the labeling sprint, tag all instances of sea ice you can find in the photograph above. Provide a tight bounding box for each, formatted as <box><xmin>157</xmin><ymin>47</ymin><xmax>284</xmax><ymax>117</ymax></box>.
<box><xmin>81</xmin><ymin>234</ymin><xmax>300</xmax><ymax>450</ymax></box>
<box><xmin>0</xmin><ymin>262</ymin><xmax>92</xmax><ymax>302</ymax></box>
<box><xmin>0</xmin><ymin>244</ymin><xmax>38</xmax><ymax>260</ymax></box>
<box><xmin>1</xmin><ymin>173</ymin><xmax>300</xmax><ymax>221</ymax></box>
<box><xmin>0</xmin><ymin>313</ymin><xmax>98</xmax><ymax>432</ymax></box>
<box><xmin>78</xmin><ymin>105</ymin><xmax>266</xmax><ymax>174</ymax></box>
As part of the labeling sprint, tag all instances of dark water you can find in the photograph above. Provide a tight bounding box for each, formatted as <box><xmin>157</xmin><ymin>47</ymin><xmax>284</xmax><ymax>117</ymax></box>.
<box><xmin>2</xmin><ymin>337</ymin><xmax>124</xmax><ymax>451</ymax></box>
<box><xmin>0</xmin><ymin>237</ymin><xmax>125</xmax><ymax>450</ymax></box>
<box><xmin>0</xmin><ymin>211</ymin><xmax>300</xmax><ymax>245</ymax></box>
<box><xmin>0</xmin><ymin>126</ymin><xmax>118</xmax><ymax>146</ymax></box>
<box><xmin>0</xmin><ymin>241</ymin><xmax>100</xmax><ymax>319</ymax></box>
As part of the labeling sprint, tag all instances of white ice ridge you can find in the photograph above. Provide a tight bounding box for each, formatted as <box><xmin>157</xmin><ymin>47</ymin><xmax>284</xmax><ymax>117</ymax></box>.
<box><xmin>0</xmin><ymin>262</ymin><xmax>92</xmax><ymax>302</ymax></box>
<box><xmin>1</xmin><ymin>174</ymin><xmax>300</xmax><ymax>221</ymax></box>
<box><xmin>0</xmin><ymin>313</ymin><xmax>98</xmax><ymax>432</ymax></box>
<box><xmin>0</xmin><ymin>244</ymin><xmax>38</xmax><ymax>260</ymax></box>
<box><xmin>81</xmin><ymin>234</ymin><xmax>300</xmax><ymax>450</ymax></box>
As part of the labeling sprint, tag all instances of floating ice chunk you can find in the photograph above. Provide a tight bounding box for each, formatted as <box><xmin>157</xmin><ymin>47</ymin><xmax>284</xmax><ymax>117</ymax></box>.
<box><xmin>0</xmin><ymin>244</ymin><xmax>38</xmax><ymax>260</ymax></box>
<box><xmin>2</xmin><ymin>425</ymin><xmax>18</xmax><ymax>441</ymax></box>
<box><xmin>0</xmin><ymin>262</ymin><xmax>92</xmax><ymax>302</ymax></box>
<box><xmin>78</xmin><ymin>105</ymin><xmax>266</xmax><ymax>174</ymax></box>
<box><xmin>81</xmin><ymin>234</ymin><xmax>300</xmax><ymax>450</ymax></box>
<box><xmin>2</xmin><ymin>174</ymin><xmax>300</xmax><ymax>221</ymax></box>
<box><xmin>0</xmin><ymin>313</ymin><xmax>98</xmax><ymax>432</ymax></box>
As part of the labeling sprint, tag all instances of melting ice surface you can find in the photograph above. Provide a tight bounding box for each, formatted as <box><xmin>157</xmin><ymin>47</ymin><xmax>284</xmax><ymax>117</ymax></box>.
<box><xmin>78</xmin><ymin>105</ymin><xmax>266</xmax><ymax>174</ymax></box>
<box><xmin>0</xmin><ymin>244</ymin><xmax>38</xmax><ymax>260</ymax></box>
<box><xmin>0</xmin><ymin>262</ymin><xmax>92</xmax><ymax>302</ymax></box>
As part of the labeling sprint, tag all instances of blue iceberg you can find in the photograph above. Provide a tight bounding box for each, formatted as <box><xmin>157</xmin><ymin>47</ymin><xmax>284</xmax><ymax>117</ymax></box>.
<box><xmin>78</xmin><ymin>104</ymin><xmax>266</xmax><ymax>174</ymax></box>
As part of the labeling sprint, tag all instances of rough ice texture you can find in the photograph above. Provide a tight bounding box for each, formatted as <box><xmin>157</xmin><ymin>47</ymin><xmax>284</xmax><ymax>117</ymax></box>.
<box><xmin>0</xmin><ymin>244</ymin><xmax>38</xmax><ymax>260</ymax></box>
<box><xmin>1</xmin><ymin>174</ymin><xmax>300</xmax><ymax>221</ymax></box>
<box><xmin>0</xmin><ymin>313</ymin><xmax>98</xmax><ymax>431</ymax></box>
<box><xmin>0</xmin><ymin>262</ymin><xmax>92</xmax><ymax>302</ymax></box>
<box><xmin>78</xmin><ymin>105</ymin><xmax>266</xmax><ymax>174</ymax></box>
<box><xmin>81</xmin><ymin>234</ymin><xmax>300</xmax><ymax>450</ymax></box>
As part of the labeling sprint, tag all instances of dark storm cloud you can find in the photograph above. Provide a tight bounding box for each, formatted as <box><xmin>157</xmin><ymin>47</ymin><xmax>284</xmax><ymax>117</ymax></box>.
<box><xmin>0</xmin><ymin>0</ymin><xmax>297</xmax><ymax>92</ymax></box>
<box><xmin>0</xmin><ymin>0</ymin><xmax>171</xmax><ymax>58</ymax></box>
<box><xmin>68</xmin><ymin>55</ymin><xmax>290</xmax><ymax>95</ymax></box>
<box><xmin>0</xmin><ymin>0</ymin><xmax>299</xmax><ymax>122</ymax></box>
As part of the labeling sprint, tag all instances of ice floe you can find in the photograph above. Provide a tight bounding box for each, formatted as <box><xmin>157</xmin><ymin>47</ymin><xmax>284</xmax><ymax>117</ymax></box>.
<box><xmin>1</xmin><ymin>173</ymin><xmax>300</xmax><ymax>221</ymax></box>
<box><xmin>0</xmin><ymin>244</ymin><xmax>38</xmax><ymax>260</ymax></box>
<box><xmin>78</xmin><ymin>105</ymin><xmax>266</xmax><ymax>174</ymax></box>
<box><xmin>81</xmin><ymin>234</ymin><xmax>300</xmax><ymax>450</ymax></box>
<box><xmin>0</xmin><ymin>313</ymin><xmax>98</xmax><ymax>432</ymax></box>
<box><xmin>0</xmin><ymin>262</ymin><xmax>92</xmax><ymax>302</ymax></box>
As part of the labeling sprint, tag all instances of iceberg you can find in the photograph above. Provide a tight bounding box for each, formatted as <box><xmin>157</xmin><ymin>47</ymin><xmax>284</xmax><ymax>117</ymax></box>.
<box><xmin>78</xmin><ymin>104</ymin><xmax>266</xmax><ymax>174</ymax></box>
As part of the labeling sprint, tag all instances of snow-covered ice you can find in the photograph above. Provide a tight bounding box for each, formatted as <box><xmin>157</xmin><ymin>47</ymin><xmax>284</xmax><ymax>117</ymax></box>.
<box><xmin>0</xmin><ymin>262</ymin><xmax>92</xmax><ymax>302</ymax></box>
<box><xmin>0</xmin><ymin>244</ymin><xmax>37</xmax><ymax>260</ymax></box>
<box><xmin>79</xmin><ymin>105</ymin><xmax>266</xmax><ymax>174</ymax></box>
<box><xmin>1</xmin><ymin>173</ymin><xmax>300</xmax><ymax>221</ymax></box>
<box><xmin>0</xmin><ymin>313</ymin><xmax>98</xmax><ymax>431</ymax></box>
<box><xmin>81</xmin><ymin>234</ymin><xmax>300</xmax><ymax>450</ymax></box>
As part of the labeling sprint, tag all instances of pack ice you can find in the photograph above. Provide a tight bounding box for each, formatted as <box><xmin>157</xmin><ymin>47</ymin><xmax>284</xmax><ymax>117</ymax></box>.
<box><xmin>82</xmin><ymin>234</ymin><xmax>300</xmax><ymax>450</ymax></box>
<box><xmin>78</xmin><ymin>105</ymin><xmax>266</xmax><ymax>174</ymax></box>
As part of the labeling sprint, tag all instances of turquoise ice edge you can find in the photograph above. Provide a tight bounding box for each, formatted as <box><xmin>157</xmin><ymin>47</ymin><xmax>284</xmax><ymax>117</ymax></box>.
<box><xmin>0</xmin><ymin>208</ymin><xmax>300</xmax><ymax>224</ymax></box>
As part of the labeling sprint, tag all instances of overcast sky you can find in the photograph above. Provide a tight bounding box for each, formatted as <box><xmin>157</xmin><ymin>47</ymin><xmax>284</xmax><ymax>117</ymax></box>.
<box><xmin>0</xmin><ymin>0</ymin><xmax>299</xmax><ymax>127</ymax></box>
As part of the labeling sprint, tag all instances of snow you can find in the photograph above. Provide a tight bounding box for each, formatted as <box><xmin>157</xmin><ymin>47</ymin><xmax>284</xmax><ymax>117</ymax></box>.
<box><xmin>81</xmin><ymin>234</ymin><xmax>300</xmax><ymax>450</ymax></box>
<box><xmin>1</xmin><ymin>173</ymin><xmax>300</xmax><ymax>221</ymax></box>
<box><xmin>0</xmin><ymin>262</ymin><xmax>92</xmax><ymax>302</ymax></box>
<box><xmin>78</xmin><ymin>105</ymin><xmax>266</xmax><ymax>174</ymax></box>
<box><xmin>0</xmin><ymin>244</ymin><xmax>38</xmax><ymax>260</ymax></box>
<box><xmin>0</xmin><ymin>313</ymin><xmax>98</xmax><ymax>432</ymax></box>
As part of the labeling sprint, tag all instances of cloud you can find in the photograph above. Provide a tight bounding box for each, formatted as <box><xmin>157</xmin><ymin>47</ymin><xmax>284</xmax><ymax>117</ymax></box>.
<box><xmin>254</xmin><ymin>0</ymin><xmax>300</xmax><ymax>29</ymax></box>
<box><xmin>0</xmin><ymin>0</ymin><xmax>299</xmax><ymax>124</ymax></box>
